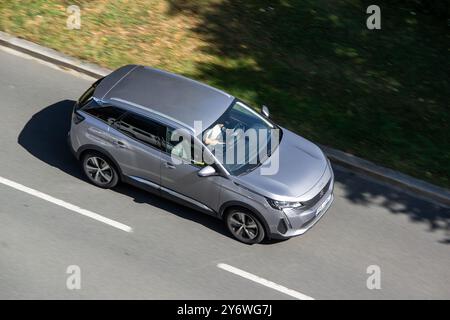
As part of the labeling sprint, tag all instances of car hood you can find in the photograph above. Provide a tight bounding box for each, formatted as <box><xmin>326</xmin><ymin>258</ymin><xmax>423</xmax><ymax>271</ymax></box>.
<box><xmin>232</xmin><ymin>128</ymin><xmax>329</xmax><ymax>201</ymax></box>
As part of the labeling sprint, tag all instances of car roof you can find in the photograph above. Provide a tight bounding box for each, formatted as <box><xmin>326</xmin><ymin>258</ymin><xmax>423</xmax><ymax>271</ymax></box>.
<box><xmin>94</xmin><ymin>65</ymin><xmax>235</xmax><ymax>133</ymax></box>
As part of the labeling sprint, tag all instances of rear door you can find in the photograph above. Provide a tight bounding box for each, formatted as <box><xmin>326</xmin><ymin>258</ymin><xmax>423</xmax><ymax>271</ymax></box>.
<box><xmin>108</xmin><ymin>111</ymin><xmax>164</xmax><ymax>186</ymax></box>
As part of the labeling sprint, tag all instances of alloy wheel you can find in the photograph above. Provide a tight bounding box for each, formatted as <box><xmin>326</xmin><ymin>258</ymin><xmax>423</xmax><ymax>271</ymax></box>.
<box><xmin>228</xmin><ymin>211</ymin><xmax>259</xmax><ymax>241</ymax></box>
<box><xmin>85</xmin><ymin>156</ymin><xmax>113</xmax><ymax>185</ymax></box>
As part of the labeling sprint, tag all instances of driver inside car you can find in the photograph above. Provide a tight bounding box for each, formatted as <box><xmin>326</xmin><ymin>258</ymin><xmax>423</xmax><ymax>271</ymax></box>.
<box><xmin>203</xmin><ymin>123</ymin><xmax>225</xmax><ymax>146</ymax></box>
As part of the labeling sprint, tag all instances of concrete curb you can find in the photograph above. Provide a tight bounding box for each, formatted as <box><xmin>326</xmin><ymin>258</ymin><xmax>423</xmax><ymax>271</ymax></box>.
<box><xmin>1</xmin><ymin>31</ymin><xmax>449</xmax><ymax>207</ymax></box>
<box><xmin>321</xmin><ymin>146</ymin><xmax>450</xmax><ymax>206</ymax></box>
<box><xmin>0</xmin><ymin>31</ymin><xmax>109</xmax><ymax>78</ymax></box>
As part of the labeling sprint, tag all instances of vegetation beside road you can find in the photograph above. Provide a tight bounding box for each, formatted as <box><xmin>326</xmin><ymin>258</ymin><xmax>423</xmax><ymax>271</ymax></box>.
<box><xmin>1</xmin><ymin>0</ymin><xmax>448</xmax><ymax>187</ymax></box>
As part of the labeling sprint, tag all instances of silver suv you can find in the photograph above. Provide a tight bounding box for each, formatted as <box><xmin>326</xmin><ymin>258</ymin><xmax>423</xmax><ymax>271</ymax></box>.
<box><xmin>69</xmin><ymin>65</ymin><xmax>334</xmax><ymax>244</ymax></box>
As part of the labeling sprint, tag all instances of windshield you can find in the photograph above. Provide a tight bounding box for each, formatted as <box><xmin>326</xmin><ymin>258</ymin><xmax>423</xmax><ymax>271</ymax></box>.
<box><xmin>201</xmin><ymin>100</ymin><xmax>281</xmax><ymax>175</ymax></box>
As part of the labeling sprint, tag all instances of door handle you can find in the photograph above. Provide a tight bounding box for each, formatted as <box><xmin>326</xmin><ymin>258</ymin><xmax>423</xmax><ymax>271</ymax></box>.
<box><xmin>164</xmin><ymin>162</ymin><xmax>176</xmax><ymax>169</ymax></box>
<box><xmin>115</xmin><ymin>140</ymin><xmax>127</xmax><ymax>148</ymax></box>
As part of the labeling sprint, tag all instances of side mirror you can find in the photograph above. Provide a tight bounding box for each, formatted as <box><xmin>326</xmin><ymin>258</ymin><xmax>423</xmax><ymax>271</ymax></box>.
<box><xmin>261</xmin><ymin>105</ymin><xmax>270</xmax><ymax>118</ymax></box>
<box><xmin>197</xmin><ymin>165</ymin><xmax>217</xmax><ymax>177</ymax></box>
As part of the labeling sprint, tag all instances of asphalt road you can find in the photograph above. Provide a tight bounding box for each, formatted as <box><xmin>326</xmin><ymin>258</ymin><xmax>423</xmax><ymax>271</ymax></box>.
<box><xmin>0</xmin><ymin>47</ymin><xmax>449</xmax><ymax>300</ymax></box>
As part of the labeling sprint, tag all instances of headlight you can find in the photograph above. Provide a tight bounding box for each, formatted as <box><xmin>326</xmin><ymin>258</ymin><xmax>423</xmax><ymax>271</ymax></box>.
<box><xmin>267</xmin><ymin>198</ymin><xmax>303</xmax><ymax>210</ymax></box>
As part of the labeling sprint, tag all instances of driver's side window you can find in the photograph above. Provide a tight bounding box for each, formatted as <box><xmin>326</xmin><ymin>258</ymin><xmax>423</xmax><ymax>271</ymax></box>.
<box><xmin>163</xmin><ymin>127</ymin><xmax>207</xmax><ymax>167</ymax></box>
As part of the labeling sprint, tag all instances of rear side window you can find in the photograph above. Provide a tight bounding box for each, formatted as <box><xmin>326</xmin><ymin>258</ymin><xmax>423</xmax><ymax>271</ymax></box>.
<box><xmin>83</xmin><ymin>104</ymin><xmax>126</xmax><ymax>125</ymax></box>
<box><xmin>114</xmin><ymin>113</ymin><xmax>163</xmax><ymax>150</ymax></box>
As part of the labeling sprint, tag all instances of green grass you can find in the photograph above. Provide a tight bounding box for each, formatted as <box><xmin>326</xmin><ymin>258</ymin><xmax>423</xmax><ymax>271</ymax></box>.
<box><xmin>1</xmin><ymin>0</ymin><xmax>448</xmax><ymax>188</ymax></box>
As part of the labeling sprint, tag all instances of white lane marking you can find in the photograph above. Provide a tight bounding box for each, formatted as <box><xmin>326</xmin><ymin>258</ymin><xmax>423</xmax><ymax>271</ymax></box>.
<box><xmin>0</xmin><ymin>176</ymin><xmax>132</xmax><ymax>232</ymax></box>
<box><xmin>217</xmin><ymin>263</ymin><xmax>314</xmax><ymax>300</ymax></box>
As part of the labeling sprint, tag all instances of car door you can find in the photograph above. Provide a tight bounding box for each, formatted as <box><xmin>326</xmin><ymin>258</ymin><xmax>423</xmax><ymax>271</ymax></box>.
<box><xmin>159</xmin><ymin>126</ymin><xmax>224</xmax><ymax>215</ymax></box>
<box><xmin>107</xmin><ymin>111</ymin><xmax>164</xmax><ymax>187</ymax></box>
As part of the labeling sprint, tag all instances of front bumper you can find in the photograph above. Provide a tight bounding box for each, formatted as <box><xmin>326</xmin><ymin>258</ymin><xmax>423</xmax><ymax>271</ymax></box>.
<box><xmin>280</xmin><ymin>192</ymin><xmax>334</xmax><ymax>238</ymax></box>
<box><xmin>269</xmin><ymin>165</ymin><xmax>335</xmax><ymax>239</ymax></box>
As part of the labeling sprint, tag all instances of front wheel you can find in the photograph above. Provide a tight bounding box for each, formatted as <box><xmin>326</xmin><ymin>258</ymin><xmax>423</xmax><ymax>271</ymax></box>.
<box><xmin>226</xmin><ymin>209</ymin><xmax>265</xmax><ymax>244</ymax></box>
<box><xmin>82</xmin><ymin>152</ymin><xmax>119</xmax><ymax>189</ymax></box>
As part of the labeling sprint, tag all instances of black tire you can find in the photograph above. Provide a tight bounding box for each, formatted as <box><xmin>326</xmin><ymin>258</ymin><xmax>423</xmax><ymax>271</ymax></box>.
<box><xmin>225</xmin><ymin>209</ymin><xmax>265</xmax><ymax>244</ymax></box>
<box><xmin>81</xmin><ymin>151</ymin><xmax>119</xmax><ymax>189</ymax></box>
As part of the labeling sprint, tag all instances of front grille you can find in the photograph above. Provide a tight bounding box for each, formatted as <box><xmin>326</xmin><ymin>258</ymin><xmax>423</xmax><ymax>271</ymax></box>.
<box><xmin>302</xmin><ymin>179</ymin><xmax>331</xmax><ymax>208</ymax></box>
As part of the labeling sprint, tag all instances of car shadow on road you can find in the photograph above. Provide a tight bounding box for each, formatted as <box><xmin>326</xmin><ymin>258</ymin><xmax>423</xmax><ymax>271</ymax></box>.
<box><xmin>17</xmin><ymin>99</ymin><xmax>239</xmax><ymax>242</ymax></box>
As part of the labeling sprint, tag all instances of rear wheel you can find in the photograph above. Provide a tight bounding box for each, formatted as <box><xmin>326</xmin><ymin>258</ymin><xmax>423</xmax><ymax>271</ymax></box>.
<box><xmin>82</xmin><ymin>152</ymin><xmax>119</xmax><ymax>189</ymax></box>
<box><xmin>226</xmin><ymin>209</ymin><xmax>265</xmax><ymax>244</ymax></box>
